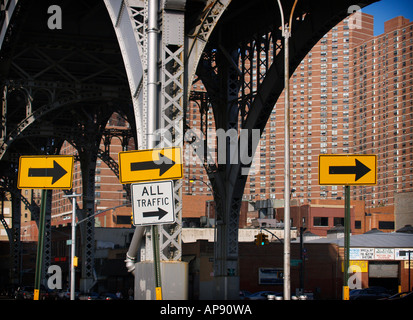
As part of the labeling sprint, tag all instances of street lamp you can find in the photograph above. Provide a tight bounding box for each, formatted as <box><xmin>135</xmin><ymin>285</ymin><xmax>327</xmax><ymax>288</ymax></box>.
<box><xmin>189</xmin><ymin>177</ymin><xmax>213</xmax><ymax>193</ymax></box>
<box><xmin>63</xmin><ymin>192</ymin><xmax>81</xmax><ymax>301</ymax></box>
<box><xmin>64</xmin><ymin>192</ymin><xmax>131</xmax><ymax>300</ymax></box>
<box><xmin>276</xmin><ymin>0</ymin><xmax>298</xmax><ymax>300</ymax></box>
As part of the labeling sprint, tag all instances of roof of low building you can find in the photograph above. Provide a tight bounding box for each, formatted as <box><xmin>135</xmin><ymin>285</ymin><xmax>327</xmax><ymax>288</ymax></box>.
<box><xmin>396</xmin><ymin>224</ymin><xmax>413</xmax><ymax>234</ymax></box>
<box><xmin>306</xmin><ymin>231</ymin><xmax>413</xmax><ymax>248</ymax></box>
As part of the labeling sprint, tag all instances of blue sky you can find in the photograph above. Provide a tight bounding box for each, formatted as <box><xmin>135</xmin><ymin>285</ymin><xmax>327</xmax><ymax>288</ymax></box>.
<box><xmin>363</xmin><ymin>0</ymin><xmax>413</xmax><ymax>35</ymax></box>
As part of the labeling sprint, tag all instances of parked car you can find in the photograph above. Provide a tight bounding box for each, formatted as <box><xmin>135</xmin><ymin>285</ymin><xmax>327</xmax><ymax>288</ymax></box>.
<box><xmin>380</xmin><ymin>291</ymin><xmax>413</xmax><ymax>300</ymax></box>
<box><xmin>239</xmin><ymin>290</ymin><xmax>251</xmax><ymax>299</ymax></box>
<box><xmin>15</xmin><ymin>285</ymin><xmax>52</xmax><ymax>300</ymax></box>
<box><xmin>101</xmin><ymin>292</ymin><xmax>120</xmax><ymax>300</ymax></box>
<box><xmin>15</xmin><ymin>286</ymin><xmax>33</xmax><ymax>300</ymax></box>
<box><xmin>397</xmin><ymin>291</ymin><xmax>413</xmax><ymax>300</ymax></box>
<box><xmin>243</xmin><ymin>291</ymin><xmax>281</xmax><ymax>300</ymax></box>
<box><xmin>349</xmin><ymin>287</ymin><xmax>391</xmax><ymax>300</ymax></box>
<box><xmin>79</xmin><ymin>292</ymin><xmax>101</xmax><ymax>300</ymax></box>
<box><xmin>57</xmin><ymin>289</ymin><xmax>80</xmax><ymax>300</ymax></box>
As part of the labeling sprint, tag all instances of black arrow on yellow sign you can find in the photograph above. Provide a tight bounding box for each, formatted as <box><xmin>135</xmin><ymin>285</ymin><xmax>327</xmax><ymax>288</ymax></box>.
<box><xmin>329</xmin><ymin>159</ymin><xmax>371</xmax><ymax>181</ymax></box>
<box><xmin>130</xmin><ymin>153</ymin><xmax>176</xmax><ymax>176</ymax></box>
<box><xmin>28</xmin><ymin>160</ymin><xmax>68</xmax><ymax>185</ymax></box>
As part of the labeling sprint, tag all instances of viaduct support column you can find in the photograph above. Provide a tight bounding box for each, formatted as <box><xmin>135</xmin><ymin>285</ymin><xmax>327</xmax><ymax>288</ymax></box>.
<box><xmin>78</xmin><ymin>150</ymin><xmax>97</xmax><ymax>292</ymax></box>
<box><xmin>210</xmin><ymin>49</ymin><xmax>243</xmax><ymax>300</ymax></box>
<box><xmin>10</xmin><ymin>189</ymin><xmax>21</xmax><ymax>285</ymax></box>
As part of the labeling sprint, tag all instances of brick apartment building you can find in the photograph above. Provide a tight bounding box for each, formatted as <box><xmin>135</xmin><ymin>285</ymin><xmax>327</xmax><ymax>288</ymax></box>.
<box><xmin>184</xmin><ymin>13</ymin><xmax>412</xmax><ymax>233</ymax></box>
<box><xmin>352</xmin><ymin>15</ymin><xmax>413</xmax><ymax>208</ymax></box>
<box><xmin>185</xmin><ymin>14</ymin><xmax>374</xmax><ymax>203</ymax></box>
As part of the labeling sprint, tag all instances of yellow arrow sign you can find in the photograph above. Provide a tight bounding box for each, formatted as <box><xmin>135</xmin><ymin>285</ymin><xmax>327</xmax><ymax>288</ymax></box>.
<box><xmin>18</xmin><ymin>156</ymin><xmax>74</xmax><ymax>189</ymax></box>
<box><xmin>319</xmin><ymin>154</ymin><xmax>376</xmax><ymax>185</ymax></box>
<box><xmin>118</xmin><ymin>147</ymin><xmax>182</xmax><ymax>184</ymax></box>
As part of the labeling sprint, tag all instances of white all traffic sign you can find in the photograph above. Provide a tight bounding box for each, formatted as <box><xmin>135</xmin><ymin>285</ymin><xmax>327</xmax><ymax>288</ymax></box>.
<box><xmin>131</xmin><ymin>180</ymin><xmax>175</xmax><ymax>226</ymax></box>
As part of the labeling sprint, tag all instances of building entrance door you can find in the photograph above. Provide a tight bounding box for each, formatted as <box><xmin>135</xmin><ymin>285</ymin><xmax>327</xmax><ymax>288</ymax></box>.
<box><xmin>368</xmin><ymin>261</ymin><xmax>399</xmax><ymax>293</ymax></box>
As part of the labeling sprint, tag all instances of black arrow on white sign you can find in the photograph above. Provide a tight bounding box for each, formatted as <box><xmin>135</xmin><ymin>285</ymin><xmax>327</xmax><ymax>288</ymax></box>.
<box><xmin>329</xmin><ymin>159</ymin><xmax>371</xmax><ymax>181</ymax></box>
<box><xmin>142</xmin><ymin>207</ymin><xmax>168</xmax><ymax>220</ymax></box>
<box><xmin>130</xmin><ymin>153</ymin><xmax>175</xmax><ymax>176</ymax></box>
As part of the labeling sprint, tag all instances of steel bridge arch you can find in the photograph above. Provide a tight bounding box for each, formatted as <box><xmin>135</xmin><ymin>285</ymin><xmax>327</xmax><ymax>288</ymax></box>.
<box><xmin>0</xmin><ymin>87</ymin><xmax>130</xmax><ymax>160</ymax></box>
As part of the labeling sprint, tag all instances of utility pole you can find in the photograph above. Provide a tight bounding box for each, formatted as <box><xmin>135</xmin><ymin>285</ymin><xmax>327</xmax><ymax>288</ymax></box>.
<box><xmin>63</xmin><ymin>192</ymin><xmax>81</xmax><ymax>300</ymax></box>
<box><xmin>276</xmin><ymin>0</ymin><xmax>298</xmax><ymax>300</ymax></box>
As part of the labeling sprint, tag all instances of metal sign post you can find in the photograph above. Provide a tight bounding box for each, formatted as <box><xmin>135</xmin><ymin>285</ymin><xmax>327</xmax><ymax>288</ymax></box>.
<box><xmin>343</xmin><ymin>185</ymin><xmax>351</xmax><ymax>300</ymax></box>
<box><xmin>147</xmin><ymin>0</ymin><xmax>162</xmax><ymax>300</ymax></box>
<box><xmin>33</xmin><ymin>189</ymin><xmax>47</xmax><ymax>300</ymax></box>
<box><xmin>151</xmin><ymin>225</ymin><xmax>162</xmax><ymax>300</ymax></box>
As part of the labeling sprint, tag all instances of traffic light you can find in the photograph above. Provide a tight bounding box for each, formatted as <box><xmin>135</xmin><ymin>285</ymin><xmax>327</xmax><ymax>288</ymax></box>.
<box><xmin>254</xmin><ymin>233</ymin><xmax>262</xmax><ymax>246</ymax></box>
<box><xmin>262</xmin><ymin>233</ymin><xmax>269</xmax><ymax>245</ymax></box>
<box><xmin>254</xmin><ymin>233</ymin><xmax>269</xmax><ymax>246</ymax></box>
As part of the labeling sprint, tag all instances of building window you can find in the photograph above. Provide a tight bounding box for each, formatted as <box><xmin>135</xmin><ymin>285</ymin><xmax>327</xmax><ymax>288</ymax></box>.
<box><xmin>313</xmin><ymin>217</ymin><xmax>328</xmax><ymax>227</ymax></box>
<box><xmin>378</xmin><ymin>221</ymin><xmax>395</xmax><ymax>230</ymax></box>
<box><xmin>333</xmin><ymin>217</ymin><xmax>344</xmax><ymax>226</ymax></box>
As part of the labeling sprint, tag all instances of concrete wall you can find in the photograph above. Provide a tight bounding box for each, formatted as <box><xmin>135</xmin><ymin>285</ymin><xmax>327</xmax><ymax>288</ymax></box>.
<box><xmin>181</xmin><ymin>228</ymin><xmax>297</xmax><ymax>243</ymax></box>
